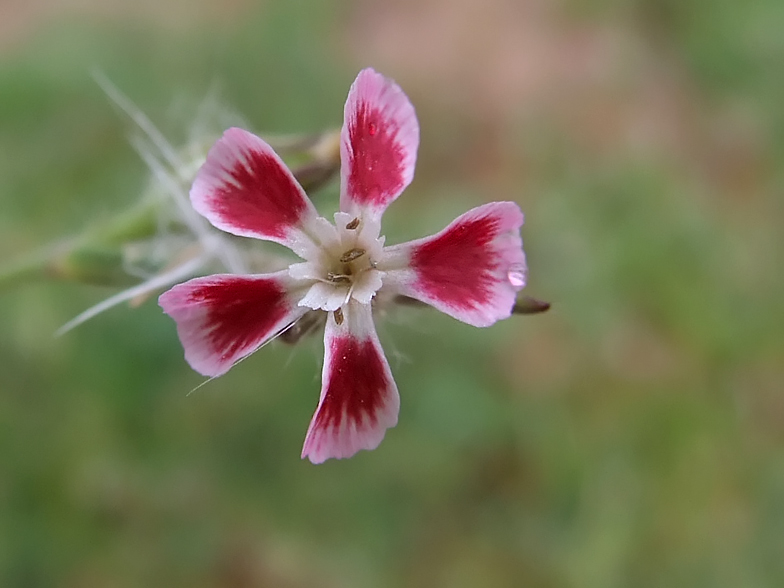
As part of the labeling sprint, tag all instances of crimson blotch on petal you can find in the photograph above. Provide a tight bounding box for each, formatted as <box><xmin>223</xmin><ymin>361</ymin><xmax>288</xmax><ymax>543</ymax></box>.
<box><xmin>301</xmin><ymin>302</ymin><xmax>399</xmax><ymax>464</ymax></box>
<box><xmin>380</xmin><ymin>202</ymin><xmax>526</xmax><ymax>327</ymax></box>
<box><xmin>191</xmin><ymin>127</ymin><xmax>318</xmax><ymax>251</ymax></box>
<box><xmin>159</xmin><ymin>272</ymin><xmax>305</xmax><ymax>377</ymax></box>
<box><xmin>340</xmin><ymin>68</ymin><xmax>419</xmax><ymax>220</ymax></box>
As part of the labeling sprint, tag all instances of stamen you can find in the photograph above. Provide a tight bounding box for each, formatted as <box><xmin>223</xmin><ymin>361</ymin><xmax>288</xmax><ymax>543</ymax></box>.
<box><xmin>345</xmin><ymin>217</ymin><xmax>360</xmax><ymax>230</ymax></box>
<box><xmin>326</xmin><ymin>272</ymin><xmax>351</xmax><ymax>284</ymax></box>
<box><xmin>333</xmin><ymin>307</ymin><xmax>344</xmax><ymax>325</ymax></box>
<box><xmin>339</xmin><ymin>248</ymin><xmax>366</xmax><ymax>263</ymax></box>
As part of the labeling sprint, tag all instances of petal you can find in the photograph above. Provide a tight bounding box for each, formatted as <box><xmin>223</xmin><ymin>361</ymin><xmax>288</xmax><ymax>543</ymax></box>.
<box><xmin>340</xmin><ymin>68</ymin><xmax>419</xmax><ymax>220</ymax></box>
<box><xmin>349</xmin><ymin>269</ymin><xmax>383</xmax><ymax>305</ymax></box>
<box><xmin>159</xmin><ymin>272</ymin><xmax>306</xmax><ymax>377</ymax></box>
<box><xmin>380</xmin><ymin>202</ymin><xmax>526</xmax><ymax>328</ymax></box>
<box><xmin>191</xmin><ymin>128</ymin><xmax>318</xmax><ymax>254</ymax></box>
<box><xmin>302</xmin><ymin>301</ymin><xmax>400</xmax><ymax>464</ymax></box>
<box><xmin>298</xmin><ymin>281</ymin><xmax>348</xmax><ymax>312</ymax></box>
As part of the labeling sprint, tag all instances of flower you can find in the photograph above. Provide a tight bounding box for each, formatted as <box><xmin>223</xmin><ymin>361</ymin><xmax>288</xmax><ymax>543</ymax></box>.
<box><xmin>159</xmin><ymin>68</ymin><xmax>527</xmax><ymax>463</ymax></box>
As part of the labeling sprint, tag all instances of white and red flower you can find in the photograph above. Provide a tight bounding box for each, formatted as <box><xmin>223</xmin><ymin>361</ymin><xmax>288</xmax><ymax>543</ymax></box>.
<box><xmin>159</xmin><ymin>68</ymin><xmax>527</xmax><ymax>463</ymax></box>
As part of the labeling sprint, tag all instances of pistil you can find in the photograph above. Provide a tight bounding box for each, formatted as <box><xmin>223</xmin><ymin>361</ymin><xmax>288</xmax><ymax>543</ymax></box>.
<box><xmin>326</xmin><ymin>272</ymin><xmax>352</xmax><ymax>284</ymax></box>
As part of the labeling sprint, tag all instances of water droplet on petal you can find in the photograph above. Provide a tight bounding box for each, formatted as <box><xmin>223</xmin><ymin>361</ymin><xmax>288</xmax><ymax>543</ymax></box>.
<box><xmin>507</xmin><ymin>264</ymin><xmax>526</xmax><ymax>288</ymax></box>
<box><xmin>368</xmin><ymin>122</ymin><xmax>377</xmax><ymax>136</ymax></box>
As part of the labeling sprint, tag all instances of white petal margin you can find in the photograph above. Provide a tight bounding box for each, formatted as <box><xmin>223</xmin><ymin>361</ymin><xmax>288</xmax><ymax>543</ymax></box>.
<box><xmin>379</xmin><ymin>202</ymin><xmax>527</xmax><ymax>328</ymax></box>
<box><xmin>159</xmin><ymin>271</ymin><xmax>308</xmax><ymax>377</ymax></box>
<box><xmin>302</xmin><ymin>301</ymin><xmax>400</xmax><ymax>464</ymax></box>
<box><xmin>340</xmin><ymin>68</ymin><xmax>419</xmax><ymax>221</ymax></box>
<box><xmin>190</xmin><ymin>127</ymin><xmax>319</xmax><ymax>257</ymax></box>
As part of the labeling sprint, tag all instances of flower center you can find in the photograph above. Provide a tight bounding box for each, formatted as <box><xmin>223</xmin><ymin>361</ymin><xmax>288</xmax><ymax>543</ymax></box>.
<box><xmin>326</xmin><ymin>246</ymin><xmax>372</xmax><ymax>284</ymax></box>
<box><xmin>322</xmin><ymin>217</ymin><xmax>382</xmax><ymax>298</ymax></box>
<box><xmin>291</xmin><ymin>213</ymin><xmax>385</xmax><ymax>312</ymax></box>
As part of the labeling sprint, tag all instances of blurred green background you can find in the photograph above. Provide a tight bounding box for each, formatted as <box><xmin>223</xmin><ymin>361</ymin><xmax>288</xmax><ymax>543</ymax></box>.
<box><xmin>1</xmin><ymin>0</ymin><xmax>783</xmax><ymax>586</ymax></box>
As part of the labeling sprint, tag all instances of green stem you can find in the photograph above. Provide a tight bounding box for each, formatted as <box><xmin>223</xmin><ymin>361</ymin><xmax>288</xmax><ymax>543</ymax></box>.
<box><xmin>0</xmin><ymin>247</ymin><xmax>53</xmax><ymax>289</ymax></box>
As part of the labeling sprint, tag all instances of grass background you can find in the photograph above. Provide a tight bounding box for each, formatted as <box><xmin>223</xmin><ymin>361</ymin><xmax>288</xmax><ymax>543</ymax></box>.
<box><xmin>1</xmin><ymin>0</ymin><xmax>783</xmax><ymax>586</ymax></box>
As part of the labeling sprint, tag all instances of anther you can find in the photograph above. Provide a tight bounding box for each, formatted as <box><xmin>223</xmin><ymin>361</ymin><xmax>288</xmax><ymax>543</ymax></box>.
<box><xmin>345</xmin><ymin>217</ymin><xmax>360</xmax><ymax>230</ymax></box>
<box><xmin>339</xmin><ymin>248</ymin><xmax>366</xmax><ymax>263</ymax></box>
<box><xmin>333</xmin><ymin>308</ymin><xmax>344</xmax><ymax>325</ymax></box>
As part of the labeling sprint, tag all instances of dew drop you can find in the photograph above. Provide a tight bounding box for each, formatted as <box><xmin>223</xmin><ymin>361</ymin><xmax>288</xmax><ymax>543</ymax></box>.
<box><xmin>507</xmin><ymin>264</ymin><xmax>526</xmax><ymax>288</ymax></box>
<box><xmin>368</xmin><ymin>122</ymin><xmax>377</xmax><ymax>136</ymax></box>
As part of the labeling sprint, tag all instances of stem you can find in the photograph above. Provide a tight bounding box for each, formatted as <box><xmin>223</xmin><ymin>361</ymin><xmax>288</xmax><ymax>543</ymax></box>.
<box><xmin>0</xmin><ymin>248</ymin><xmax>53</xmax><ymax>289</ymax></box>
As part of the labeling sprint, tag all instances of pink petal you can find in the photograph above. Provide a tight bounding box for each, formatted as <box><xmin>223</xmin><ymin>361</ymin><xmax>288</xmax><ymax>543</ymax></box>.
<box><xmin>159</xmin><ymin>272</ymin><xmax>305</xmax><ymax>377</ymax></box>
<box><xmin>302</xmin><ymin>302</ymin><xmax>399</xmax><ymax>464</ymax></box>
<box><xmin>382</xmin><ymin>202</ymin><xmax>526</xmax><ymax>328</ymax></box>
<box><xmin>191</xmin><ymin>128</ymin><xmax>317</xmax><ymax>250</ymax></box>
<box><xmin>340</xmin><ymin>68</ymin><xmax>419</xmax><ymax>219</ymax></box>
